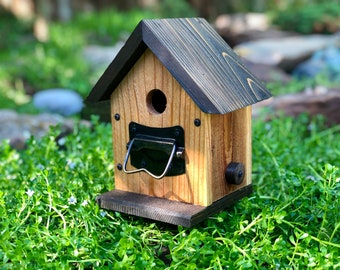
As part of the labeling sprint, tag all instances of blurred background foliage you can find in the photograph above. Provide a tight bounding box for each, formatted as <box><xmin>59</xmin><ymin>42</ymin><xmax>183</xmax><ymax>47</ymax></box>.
<box><xmin>272</xmin><ymin>1</ymin><xmax>340</xmax><ymax>34</ymax></box>
<box><xmin>0</xmin><ymin>0</ymin><xmax>339</xmax><ymax>112</ymax></box>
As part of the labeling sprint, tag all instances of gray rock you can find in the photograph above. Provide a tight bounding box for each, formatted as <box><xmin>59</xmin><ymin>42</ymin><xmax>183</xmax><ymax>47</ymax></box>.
<box><xmin>253</xmin><ymin>87</ymin><xmax>340</xmax><ymax>126</ymax></box>
<box><xmin>82</xmin><ymin>42</ymin><xmax>124</xmax><ymax>71</ymax></box>
<box><xmin>234</xmin><ymin>34</ymin><xmax>339</xmax><ymax>71</ymax></box>
<box><xmin>33</xmin><ymin>88</ymin><xmax>83</xmax><ymax>116</ymax></box>
<box><xmin>293</xmin><ymin>46</ymin><xmax>340</xmax><ymax>81</ymax></box>
<box><xmin>0</xmin><ymin>109</ymin><xmax>90</xmax><ymax>150</ymax></box>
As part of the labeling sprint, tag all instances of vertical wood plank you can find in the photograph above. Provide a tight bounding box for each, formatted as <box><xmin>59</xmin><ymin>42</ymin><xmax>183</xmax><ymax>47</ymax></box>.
<box><xmin>209</xmin><ymin>106</ymin><xmax>252</xmax><ymax>202</ymax></box>
<box><xmin>231</xmin><ymin>106</ymin><xmax>252</xmax><ymax>188</ymax></box>
<box><xmin>209</xmin><ymin>113</ymin><xmax>231</xmax><ymax>201</ymax></box>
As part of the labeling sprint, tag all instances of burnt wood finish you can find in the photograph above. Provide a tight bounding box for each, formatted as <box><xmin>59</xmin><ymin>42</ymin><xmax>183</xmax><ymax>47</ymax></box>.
<box><xmin>97</xmin><ymin>185</ymin><xmax>252</xmax><ymax>227</ymax></box>
<box><xmin>86</xmin><ymin>18</ymin><xmax>271</xmax><ymax>114</ymax></box>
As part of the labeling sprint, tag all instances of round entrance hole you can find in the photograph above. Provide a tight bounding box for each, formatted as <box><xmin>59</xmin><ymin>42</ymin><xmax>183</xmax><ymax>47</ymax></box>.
<box><xmin>146</xmin><ymin>89</ymin><xmax>167</xmax><ymax>114</ymax></box>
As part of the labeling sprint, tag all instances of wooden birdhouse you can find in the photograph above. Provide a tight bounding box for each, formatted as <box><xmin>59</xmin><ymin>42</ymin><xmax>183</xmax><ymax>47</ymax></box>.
<box><xmin>86</xmin><ymin>18</ymin><xmax>271</xmax><ymax>227</ymax></box>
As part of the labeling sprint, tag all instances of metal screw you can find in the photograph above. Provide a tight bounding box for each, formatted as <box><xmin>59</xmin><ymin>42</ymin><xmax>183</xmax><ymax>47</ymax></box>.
<box><xmin>174</xmin><ymin>129</ymin><xmax>180</xmax><ymax>137</ymax></box>
<box><xmin>176</xmin><ymin>147</ymin><xmax>184</xmax><ymax>159</ymax></box>
<box><xmin>131</xmin><ymin>124</ymin><xmax>137</xmax><ymax>133</ymax></box>
<box><xmin>114</xmin><ymin>113</ymin><xmax>120</xmax><ymax>121</ymax></box>
<box><xmin>117</xmin><ymin>164</ymin><xmax>123</xmax><ymax>170</ymax></box>
<box><xmin>194</xmin><ymin>118</ymin><xmax>201</xmax><ymax>127</ymax></box>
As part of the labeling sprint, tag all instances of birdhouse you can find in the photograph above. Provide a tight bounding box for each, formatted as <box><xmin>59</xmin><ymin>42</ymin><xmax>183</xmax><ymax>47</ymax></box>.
<box><xmin>86</xmin><ymin>18</ymin><xmax>271</xmax><ymax>227</ymax></box>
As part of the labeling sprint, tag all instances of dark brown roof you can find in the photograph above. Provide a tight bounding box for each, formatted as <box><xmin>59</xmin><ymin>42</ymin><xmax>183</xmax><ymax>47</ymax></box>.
<box><xmin>86</xmin><ymin>18</ymin><xmax>271</xmax><ymax>114</ymax></box>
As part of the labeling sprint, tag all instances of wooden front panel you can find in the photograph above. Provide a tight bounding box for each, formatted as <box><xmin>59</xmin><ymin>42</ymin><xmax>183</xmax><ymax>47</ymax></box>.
<box><xmin>110</xmin><ymin>49</ymin><xmax>251</xmax><ymax>206</ymax></box>
<box><xmin>111</xmin><ymin>49</ymin><xmax>211</xmax><ymax>205</ymax></box>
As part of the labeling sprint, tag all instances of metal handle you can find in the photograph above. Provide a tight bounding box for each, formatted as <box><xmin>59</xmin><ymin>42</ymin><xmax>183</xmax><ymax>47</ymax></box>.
<box><xmin>123</xmin><ymin>137</ymin><xmax>177</xmax><ymax>179</ymax></box>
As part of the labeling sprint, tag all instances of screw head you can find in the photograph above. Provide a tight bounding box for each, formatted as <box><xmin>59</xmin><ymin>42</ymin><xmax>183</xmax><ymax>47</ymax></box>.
<box><xmin>194</xmin><ymin>118</ymin><xmax>201</xmax><ymax>127</ymax></box>
<box><xmin>131</xmin><ymin>124</ymin><xmax>137</xmax><ymax>133</ymax></box>
<box><xmin>141</xmin><ymin>160</ymin><xmax>147</xmax><ymax>167</ymax></box>
<box><xmin>114</xmin><ymin>113</ymin><xmax>120</xmax><ymax>121</ymax></box>
<box><xmin>117</xmin><ymin>164</ymin><xmax>123</xmax><ymax>170</ymax></box>
<box><xmin>174</xmin><ymin>128</ymin><xmax>180</xmax><ymax>137</ymax></box>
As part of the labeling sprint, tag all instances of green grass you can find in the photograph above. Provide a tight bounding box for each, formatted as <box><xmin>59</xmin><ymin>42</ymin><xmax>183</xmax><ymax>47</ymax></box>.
<box><xmin>0</xmin><ymin>6</ymin><xmax>339</xmax><ymax>269</ymax></box>
<box><xmin>0</xmin><ymin>114</ymin><xmax>339</xmax><ymax>269</ymax></box>
<box><xmin>266</xmin><ymin>74</ymin><xmax>339</xmax><ymax>97</ymax></box>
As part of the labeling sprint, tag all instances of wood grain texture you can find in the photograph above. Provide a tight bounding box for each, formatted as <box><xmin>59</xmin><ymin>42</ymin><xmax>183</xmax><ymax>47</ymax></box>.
<box><xmin>209</xmin><ymin>106</ymin><xmax>252</xmax><ymax>200</ymax></box>
<box><xmin>111</xmin><ymin>49</ymin><xmax>206</xmax><ymax>205</ymax></box>
<box><xmin>87</xmin><ymin>18</ymin><xmax>271</xmax><ymax>114</ymax></box>
<box><xmin>111</xmin><ymin>49</ymin><xmax>252</xmax><ymax>206</ymax></box>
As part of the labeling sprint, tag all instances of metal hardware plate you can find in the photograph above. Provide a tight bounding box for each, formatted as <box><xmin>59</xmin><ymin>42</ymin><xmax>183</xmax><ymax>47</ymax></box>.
<box><xmin>125</xmin><ymin>122</ymin><xmax>185</xmax><ymax>178</ymax></box>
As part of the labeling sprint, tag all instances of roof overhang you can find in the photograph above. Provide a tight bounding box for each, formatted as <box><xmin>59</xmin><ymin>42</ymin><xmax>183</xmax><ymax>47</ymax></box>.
<box><xmin>86</xmin><ymin>18</ymin><xmax>272</xmax><ymax>114</ymax></box>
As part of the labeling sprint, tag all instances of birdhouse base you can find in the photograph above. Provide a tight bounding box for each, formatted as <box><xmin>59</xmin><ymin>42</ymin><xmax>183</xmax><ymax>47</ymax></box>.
<box><xmin>97</xmin><ymin>185</ymin><xmax>252</xmax><ymax>227</ymax></box>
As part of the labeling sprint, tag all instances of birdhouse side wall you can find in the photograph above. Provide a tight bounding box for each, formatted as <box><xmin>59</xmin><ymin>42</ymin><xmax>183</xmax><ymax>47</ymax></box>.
<box><xmin>208</xmin><ymin>106</ymin><xmax>252</xmax><ymax>202</ymax></box>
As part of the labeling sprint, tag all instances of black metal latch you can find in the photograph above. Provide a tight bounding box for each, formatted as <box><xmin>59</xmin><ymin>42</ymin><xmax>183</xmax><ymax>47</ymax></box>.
<box><xmin>123</xmin><ymin>122</ymin><xmax>185</xmax><ymax>179</ymax></box>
